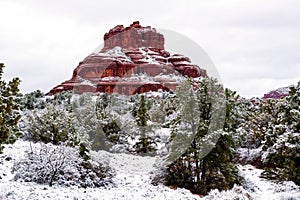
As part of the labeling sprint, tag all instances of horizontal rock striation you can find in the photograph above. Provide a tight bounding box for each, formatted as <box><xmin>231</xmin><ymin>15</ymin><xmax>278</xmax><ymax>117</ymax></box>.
<box><xmin>48</xmin><ymin>21</ymin><xmax>207</xmax><ymax>95</ymax></box>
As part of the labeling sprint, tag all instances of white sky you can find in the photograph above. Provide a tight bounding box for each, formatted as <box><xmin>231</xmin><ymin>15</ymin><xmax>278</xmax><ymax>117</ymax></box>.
<box><xmin>0</xmin><ymin>0</ymin><xmax>299</xmax><ymax>98</ymax></box>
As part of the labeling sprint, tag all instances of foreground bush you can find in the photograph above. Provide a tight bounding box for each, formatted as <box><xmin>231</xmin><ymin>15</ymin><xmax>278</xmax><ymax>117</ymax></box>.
<box><xmin>152</xmin><ymin>80</ymin><xmax>243</xmax><ymax>195</ymax></box>
<box><xmin>13</xmin><ymin>142</ymin><xmax>115</xmax><ymax>187</ymax></box>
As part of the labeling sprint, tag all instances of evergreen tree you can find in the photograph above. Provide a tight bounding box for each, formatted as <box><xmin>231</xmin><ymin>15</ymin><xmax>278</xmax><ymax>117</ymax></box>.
<box><xmin>133</xmin><ymin>95</ymin><xmax>155</xmax><ymax>155</ymax></box>
<box><xmin>95</xmin><ymin>93</ymin><xmax>110</xmax><ymax>120</ymax></box>
<box><xmin>236</xmin><ymin>81</ymin><xmax>300</xmax><ymax>185</ymax></box>
<box><xmin>194</xmin><ymin>88</ymin><xmax>242</xmax><ymax>193</ymax></box>
<box><xmin>73</xmin><ymin>93</ymin><xmax>109</xmax><ymax>151</ymax></box>
<box><xmin>148</xmin><ymin>98</ymin><xmax>166</xmax><ymax>124</ymax></box>
<box><xmin>0</xmin><ymin>63</ymin><xmax>22</xmax><ymax>153</ymax></box>
<box><xmin>262</xmin><ymin>81</ymin><xmax>300</xmax><ymax>185</ymax></box>
<box><xmin>230</xmin><ymin>97</ymin><xmax>256</xmax><ymax>148</ymax></box>
<box><xmin>18</xmin><ymin>90</ymin><xmax>45</xmax><ymax>110</ymax></box>
<box><xmin>102</xmin><ymin>118</ymin><xmax>121</xmax><ymax>144</ymax></box>
<box><xmin>163</xmin><ymin>78</ymin><xmax>242</xmax><ymax>195</ymax></box>
<box><xmin>136</xmin><ymin>95</ymin><xmax>148</xmax><ymax>127</ymax></box>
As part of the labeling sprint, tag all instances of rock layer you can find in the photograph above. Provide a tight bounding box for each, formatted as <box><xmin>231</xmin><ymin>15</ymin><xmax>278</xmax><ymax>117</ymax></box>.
<box><xmin>103</xmin><ymin>21</ymin><xmax>164</xmax><ymax>51</ymax></box>
<box><xmin>48</xmin><ymin>21</ymin><xmax>207</xmax><ymax>95</ymax></box>
<box><xmin>263</xmin><ymin>86</ymin><xmax>290</xmax><ymax>99</ymax></box>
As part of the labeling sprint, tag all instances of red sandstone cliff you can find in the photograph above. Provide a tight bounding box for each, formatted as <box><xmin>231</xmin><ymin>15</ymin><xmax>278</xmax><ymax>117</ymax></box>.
<box><xmin>263</xmin><ymin>86</ymin><xmax>290</xmax><ymax>99</ymax></box>
<box><xmin>103</xmin><ymin>21</ymin><xmax>164</xmax><ymax>51</ymax></box>
<box><xmin>48</xmin><ymin>21</ymin><xmax>207</xmax><ymax>95</ymax></box>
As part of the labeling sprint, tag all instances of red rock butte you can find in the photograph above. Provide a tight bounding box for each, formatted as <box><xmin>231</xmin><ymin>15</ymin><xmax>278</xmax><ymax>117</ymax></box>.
<box><xmin>47</xmin><ymin>21</ymin><xmax>208</xmax><ymax>95</ymax></box>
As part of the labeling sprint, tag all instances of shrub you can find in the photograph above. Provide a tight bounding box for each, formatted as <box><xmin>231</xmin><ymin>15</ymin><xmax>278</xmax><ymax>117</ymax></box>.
<box><xmin>25</xmin><ymin>104</ymin><xmax>80</xmax><ymax>146</ymax></box>
<box><xmin>0</xmin><ymin>63</ymin><xmax>22</xmax><ymax>153</ymax></box>
<box><xmin>14</xmin><ymin>142</ymin><xmax>115</xmax><ymax>187</ymax></box>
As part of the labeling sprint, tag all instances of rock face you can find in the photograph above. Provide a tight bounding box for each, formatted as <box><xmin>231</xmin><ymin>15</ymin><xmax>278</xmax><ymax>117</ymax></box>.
<box><xmin>48</xmin><ymin>21</ymin><xmax>207</xmax><ymax>95</ymax></box>
<box><xmin>103</xmin><ymin>21</ymin><xmax>164</xmax><ymax>51</ymax></box>
<box><xmin>263</xmin><ymin>86</ymin><xmax>290</xmax><ymax>99</ymax></box>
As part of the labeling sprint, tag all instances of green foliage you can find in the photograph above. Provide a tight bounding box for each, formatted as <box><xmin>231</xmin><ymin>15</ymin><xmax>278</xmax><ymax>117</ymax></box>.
<box><xmin>18</xmin><ymin>90</ymin><xmax>45</xmax><ymax>110</ymax></box>
<box><xmin>262</xmin><ymin>82</ymin><xmax>300</xmax><ymax>185</ymax></box>
<box><xmin>102</xmin><ymin>119</ymin><xmax>121</xmax><ymax>144</ymax></box>
<box><xmin>79</xmin><ymin>143</ymin><xmax>90</xmax><ymax>161</ymax></box>
<box><xmin>148</xmin><ymin>99</ymin><xmax>166</xmax><ymax>124</ymax></box>
<box><xmin>197</xmin><ymin>133</ymin><xmax>242</xmax><ymax>193</ymax></box>
<box><xmin>17</xmin><ymin>74</ymin><xmax>299</xmax><ymax>189</ymax></box>
<box><xmin>134</xmin><ymin>136</ymin><xmax>155</xmax><ymax>155</ymax></box>
<box><xmin>237</xmin><ymin>81</ymin><xmax>300</xmax><ymax>185</ymax></box>
<box><xmin>130</xmin><ymin>95</ymin><xmax>157</xmax><ymax>155</ymax></box>
<box><xmin>0</xmin><ymin>63</ymin><xmax>22</xmax><ymax>153</ymax></box>
<box><xmin>224</xmin><ymin>88</ymin><xmax>240</xmax><ymax>132</ymax></box>
<box><xmin>72</xmin><ymin>94</ymin><xmax>108</xmax><ymax>151</ymax></box>
<box><xmin>52</xmin><ymin>91</ymin><xmax>73</xmax><ymax>106</ymax></box>
<box><xmin>24</xmin><ymin>98</ymin><xmax>92</xmax><ymax>160</ymax></box>
<box><xmin>26</xmin><ymin>104</ymin><xmax>79</xmax><ymax>146</ymax></box>
<box><xmin>135</xmin><ymin>95</ymin><xmax>148</xmax><ymax>127</ymax></box>
<box><xmin>95</xmin><ymin>93</ymin><xmax>110</xmax><ymax>119</ymax></box>
<box><xmin>163</xmin><ymin>78</ymin><xmax>242</xmax><ymax>195</ymax></box>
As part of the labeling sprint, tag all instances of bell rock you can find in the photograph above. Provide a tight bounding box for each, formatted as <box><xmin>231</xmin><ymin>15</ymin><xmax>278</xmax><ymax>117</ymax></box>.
<box><xmin>47</xmin><ymin>21</ymin><xmax>207</xmax><ymax>95</ymax></box>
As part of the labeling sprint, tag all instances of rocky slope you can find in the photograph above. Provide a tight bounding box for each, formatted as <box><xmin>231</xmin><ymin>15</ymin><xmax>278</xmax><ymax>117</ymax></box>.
<box><xmin>48</xmin><ymin>21</ymin><xmax>207</xmax><ymax>95</ymax></box>
<box><xmin>263</xmin><ymin>86</ymin><xmax>291</xmax><ymax>99</ymax></box>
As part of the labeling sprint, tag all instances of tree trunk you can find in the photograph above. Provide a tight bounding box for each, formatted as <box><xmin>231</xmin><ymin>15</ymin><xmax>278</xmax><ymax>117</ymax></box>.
<box><xmin>49</xmin><ymin>170</ymin><xmax>57</xmax><ymax>187</ymax></box>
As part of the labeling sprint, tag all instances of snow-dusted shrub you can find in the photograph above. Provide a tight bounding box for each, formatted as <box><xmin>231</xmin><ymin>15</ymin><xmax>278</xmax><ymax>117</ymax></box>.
<box><xmin>153</xmin><ymin>80</ymin><xmax>243</xmax><ymax>195</ymax></box>
<box><xmin>235</xmin><ymin>81</ymin><xmax>300</xmax><ymax>185</ymax></box>
<box><xmin>72</xmin><ymin>93</ymin><xmax>113</xmax><ymax>151</ymax></box>
<box><xmin>203</xmin><ymin>185</ymin><xmax>253</xmax><ymax>200</ymax></box>
<box><xmin>261</xmin><ymin>82</ymin><xmax>300</xmax><ymax>185</ymax></box>
<box><xmin>13</xmin><ymin>143</ymin><xmax>115</xmax><ymax>188</ymax></box>
<box><xmin>18</xmin><ymin>90</ymin><xmax>46</xmax><ymax>110</ymax></box>
<box><xmin>0</xmin><ymin>63</ymin><xmax>22</xmax><ymax>154</ymax></box>
<box><xmin>24</xmin><ymin>104</ymin><xmax>80</xmax><ymax>146</ymax></box>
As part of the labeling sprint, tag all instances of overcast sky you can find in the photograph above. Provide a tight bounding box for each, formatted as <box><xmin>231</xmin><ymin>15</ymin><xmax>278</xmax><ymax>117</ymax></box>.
<box><xmin>0</xmin><ymin>0</ymin><xmax>299</xmax><ymax>98</ymax></box>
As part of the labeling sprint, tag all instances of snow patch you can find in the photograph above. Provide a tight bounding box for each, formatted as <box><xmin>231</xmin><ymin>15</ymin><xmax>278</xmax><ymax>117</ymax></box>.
<box><xmin>239</xmin><ymin>165</ymin><xmax>300</xmax><ymax>200</ymax></box>
<box><xmin>0</xmin><ymin>140</ymin><xmax>201</xmax><ymax>200</ymax></box>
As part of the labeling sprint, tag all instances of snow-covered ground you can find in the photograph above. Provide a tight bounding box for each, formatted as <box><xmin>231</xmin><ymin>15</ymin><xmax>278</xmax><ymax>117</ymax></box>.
<box><xmin>239</xmin><ymin>165</ymin><xmax>300</xmax><ymax>200</ymax></box>
<box><xmin>0</xmin><ymin>140</ymin><xmax>200</xmax><ymax>200</ymax></box>
<box><xmin>0</xmin><ymin>140</ymin><xmax>299</xmax><ymax>200</ymax></box>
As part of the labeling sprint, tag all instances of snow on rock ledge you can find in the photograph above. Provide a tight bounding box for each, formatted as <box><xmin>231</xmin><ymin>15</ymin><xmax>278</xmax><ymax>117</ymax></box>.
<box><xmin>47</xmin><ymin>21</ymin><xmax>207</xmax><ymax>95</ymax></box>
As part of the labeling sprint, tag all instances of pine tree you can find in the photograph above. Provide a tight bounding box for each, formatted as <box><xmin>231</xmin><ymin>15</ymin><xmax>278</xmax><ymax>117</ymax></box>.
<box><xmin>95</xmin><ymin>93</ymin><xmax>110</xmax><ymax>120</ymax></box>
<box><xmin>133</xmin><ymin>95</ymin><xmax>155</xmax><ymax>155</ymax></box>
<box><xmin>163</xmin><ymin>78</ymin><xmax>242</xmax><ymax>195</ymax></box>
<box><xmin>0</xmin><ymin>63</ymin><xmax>21</xmax><ymax>153</ymax></box>
<box><xmin>195</xmin><ymin>88</ymin><xmax>242</xmax><ymax>193</ymax></box>
<box><xmin>102</xmin><ymin>118</ymin><xmax>121</xmax><ymax>144</ymax></box>
<box><xmin>236</xmin><ymin>81</ymin><xmax>300</xmax><ymax>185</ymax></box>
<box><xmin>136</xmin><ymin>95</ymin><xmax>148</xmax><ymax>127</ymax></box>
<box><xmin>167</xmin><ymin>80</ymin><xmax>200</xmax><ymax>162</ymax></box>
